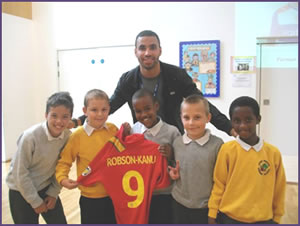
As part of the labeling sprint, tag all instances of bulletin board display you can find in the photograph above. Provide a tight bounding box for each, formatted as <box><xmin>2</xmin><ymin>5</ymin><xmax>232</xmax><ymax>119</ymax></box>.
<box><xmin>179</xmin><ymin>40</ymin><xmax>220</xmax><ymax>97</ymax></box>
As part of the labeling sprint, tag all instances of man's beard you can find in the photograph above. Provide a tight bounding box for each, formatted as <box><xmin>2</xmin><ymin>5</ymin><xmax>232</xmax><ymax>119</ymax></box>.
<box><xmin>139</xmin><ymin>58</ymin><xmax>159</xmax><ymax>70</ymax></box>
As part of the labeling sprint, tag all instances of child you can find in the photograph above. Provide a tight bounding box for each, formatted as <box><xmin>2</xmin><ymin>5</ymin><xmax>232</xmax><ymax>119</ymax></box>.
<box><xmin>131</xmin><ymin>88</ymin><xmax>181</xmax><ymax>223</ymax></box>
<box><xmin>169</xmin><ymin>94</ymin><xmax>224</xmax><ymax>224</ymax></box>
<box><xmin>208</xmin><ymin>96</ymin><xmax>286</xmax><ymax>224</ymax></box>
<box><xmin>55</xmin><ymin>89</ymin><xmax>117</xmax><ymax>224</ymax></box>
<box><xmin>6</xmin><ymin>92</ymin><xmax>73</xmax><ymax>224</ymax></box>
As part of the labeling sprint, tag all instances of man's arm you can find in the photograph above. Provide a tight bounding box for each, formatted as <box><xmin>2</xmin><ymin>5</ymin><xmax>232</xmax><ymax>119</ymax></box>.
<box><xmin>109</xmin><ymin>73</ymin><xmax>132</xmax><ymax>114</ymax></box>
<box><xmin>208</xmin><ymin>101</ymin><xmax>233</xmax><ymax>135</ymax></box>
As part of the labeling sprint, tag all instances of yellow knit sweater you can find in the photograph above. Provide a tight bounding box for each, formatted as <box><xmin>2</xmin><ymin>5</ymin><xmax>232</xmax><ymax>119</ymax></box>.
<box><xmin>208</xmin><ymin>140</ymin><xmax>286</xmax><ymax>223</ymax></box>
<box><xmin>56</xmin><ymin>123</ymin><xmax>118</xmax><ymax>198</ymax></box>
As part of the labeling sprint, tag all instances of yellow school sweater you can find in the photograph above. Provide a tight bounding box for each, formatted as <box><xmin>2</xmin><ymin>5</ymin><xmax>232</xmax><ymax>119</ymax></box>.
<box><xmin>208</xmin><ymin>140</ymin><xmax>286</xmax><ymax>223</ymax></box>
<box><xmin>56</xmin><ymin>123</ymin><xmax>118</xmax><ymax>198</ymax></box>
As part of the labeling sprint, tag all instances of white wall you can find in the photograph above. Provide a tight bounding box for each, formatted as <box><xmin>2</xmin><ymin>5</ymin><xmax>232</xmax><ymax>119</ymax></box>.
<box><xmin>2</xmin><ymin>4</ymin><xmax>58</xmax><ymax>161</ymax></box>
<box><xmin>31</xmin><ymin>3</ymin><xmax>58</xmax><ymax>118</ymax></box>
<box><xmin>2</xmin><ymin>2</ymin><xmax>297</xmax><ymax>160</ymax></box>
<box><xmin>2</xmin><ymin>13</ymin><xmax>36</xmax><ymax>161</ymax></box>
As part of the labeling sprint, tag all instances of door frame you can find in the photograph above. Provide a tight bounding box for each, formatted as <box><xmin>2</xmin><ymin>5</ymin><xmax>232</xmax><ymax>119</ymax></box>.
<box><xmin>256</xmin><ymin>36</ymin><xmax>298</xmax><ymax>136</ymax></box>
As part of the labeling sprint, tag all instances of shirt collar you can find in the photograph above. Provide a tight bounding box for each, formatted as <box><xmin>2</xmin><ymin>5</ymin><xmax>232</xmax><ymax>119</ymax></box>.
<box><xmin>83</xmin><ymin>121</ymin><xmax>108</xmax><ymax>136</ymax></box>
<box><xmin>182</xmin><ymin>129</ymin><xmax>211</xmax><ymax>146</ymax></box>
<box><xmin>236</xmin><ymin>136</ymin><xmax>263</xmax><ymax>152</ymax></box>
<box><xmin>43</xmin><ymin>121</ymin><xmax>65</xmax><ymax>141</ymax></box>
<box><xmin>141</xmin><ymin>117</ymin><xmax>163</xmax><ymax>137</ymax></box>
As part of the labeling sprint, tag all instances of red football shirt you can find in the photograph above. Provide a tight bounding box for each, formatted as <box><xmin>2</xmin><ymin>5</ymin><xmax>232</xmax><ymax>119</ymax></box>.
<box><xmin>77</xmin><ymin>125</ymin><xmax>170</xmax><ymax>224</ymax></box>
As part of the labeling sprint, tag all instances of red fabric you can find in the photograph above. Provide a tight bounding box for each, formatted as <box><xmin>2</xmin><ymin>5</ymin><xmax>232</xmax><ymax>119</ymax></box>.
<box><xmin>77</xmin><ymin>125</ymin><xmax>170</xmax><ymax>224</ymax></box>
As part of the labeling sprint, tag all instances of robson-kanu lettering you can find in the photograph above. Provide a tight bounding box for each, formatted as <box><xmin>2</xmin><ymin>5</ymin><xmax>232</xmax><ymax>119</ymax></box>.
<box><xmin>107</xmin><ymin>155</ymin><xmax>157</xmax><ymax>167</ymax></box>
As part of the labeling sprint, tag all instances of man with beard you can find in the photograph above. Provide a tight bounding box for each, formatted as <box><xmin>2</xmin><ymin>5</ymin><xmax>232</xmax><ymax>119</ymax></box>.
<box><xmin>73</xmin><ymin>30</ymin><xmax>236</xmax><ymax>136</ymax></box>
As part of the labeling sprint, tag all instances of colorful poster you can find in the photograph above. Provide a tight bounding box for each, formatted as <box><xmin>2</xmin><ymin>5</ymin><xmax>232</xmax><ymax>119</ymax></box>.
<box><xmin>179</xmin><ymin>40</ymin><xmax>220</xmax><ymax>97</ymax></box>
<box><xmin>230</xmin><ymin>56</ymin><xmax>256</xmax><ymax>74</ymax></box>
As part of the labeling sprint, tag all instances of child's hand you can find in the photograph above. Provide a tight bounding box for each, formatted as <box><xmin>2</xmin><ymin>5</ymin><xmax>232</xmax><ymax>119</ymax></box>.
<box><xmin>168</xmin><ymin>160</ymin><xmax>180</xmax><ymax>180</ymax></box>
<box><xmin>208</xmin><ymin>217</ymin><xmax>217</xmax><ymax>224</ymax></box>
<box><xmin>158</xmin><ymin>144</ymin><xmax>173</xmax><ymax>160</ymax></box>
<box><xmin>61</xmin><ymin>178</ymin><xmax>78</xmax><ymax>189</ymax></box>
<box><xmin>44</xmin><ymin>196</ymin><xmax>57</xmax><ymax>210</ymax></box>
<box><xmin>122</xmin><ymin>122</ymin><xmax>131</xmax><ymax>137</ymax></box>
<box><xmin>34</xmin><ymin>202</ymin><xmax>48</xmax><ymax>214</ymax></box>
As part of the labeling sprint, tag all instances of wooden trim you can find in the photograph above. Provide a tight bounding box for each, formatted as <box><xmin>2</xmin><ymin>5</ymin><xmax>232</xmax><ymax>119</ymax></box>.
<box><xmin>2</xmin><ymin>2</ymin><xmax>32</xmax><ymax>20</ymax></box>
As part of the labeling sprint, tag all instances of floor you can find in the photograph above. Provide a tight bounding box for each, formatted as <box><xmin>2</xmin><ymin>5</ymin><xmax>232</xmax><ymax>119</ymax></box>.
<box><xmin>1</xmin><ymin>162</ymin><xmax>298</xmax><ymax>224</ymax></box>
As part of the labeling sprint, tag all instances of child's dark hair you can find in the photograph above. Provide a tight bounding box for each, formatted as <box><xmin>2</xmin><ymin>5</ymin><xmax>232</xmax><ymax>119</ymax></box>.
<box><xmin>46</xmin><ymin>92</ymin><xmax>74</xmax><ymax>115</ymax></box>
<box><xmin>181</xmin><ymin>94</ymin><xmax>210</xmax><ymax>115</ymax></box>
<box><xmin>132</xmin><ymin>88</ymin><xmax>158</xmax><ymax>105</ymax></box>
<box><xmin>84</xmin><ymin>89</ymin><xmax>109</xmax><ymax>107</ymax></box>
<box><xmin>229</xmin><ymin>96</ymin><xmax>260</xmax><ymax>119</ymax></box>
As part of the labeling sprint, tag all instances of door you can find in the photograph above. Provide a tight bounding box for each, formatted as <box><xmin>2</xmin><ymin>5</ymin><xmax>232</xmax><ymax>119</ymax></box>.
<box><xmin>257</xmin><ymin>37</ymin><xmax>298</xmax><ymax>182</ymax></box>
<box><xmin>57</xmin><ymin>45</ymin><xmax>137</xmax><ymax>128</ymax></box>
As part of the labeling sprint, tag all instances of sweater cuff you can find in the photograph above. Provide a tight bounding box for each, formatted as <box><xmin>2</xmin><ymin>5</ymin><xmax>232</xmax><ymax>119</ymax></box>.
<box><xmin>56</xmin><ymin>176</ymin><xmax>67</xmax><ymax>185</ymax></box>
<box><xmin>273</xmin><ymin>215</ymin><xmax>281</xmax><ymax>224</ymax></box>
<box><xmin>46</xmin><ymin>186</ymin><xmax>60</xmax><ymax>199</ymax></box>
<box><xmin>208</xmin><ymin>208</ymin><xmax>218</xmax><ymax>219</ymax></box>
<box><xmin>31</xmin><ymin>196</ymin><xmax>44</xmax><ymax>209</ymax></box>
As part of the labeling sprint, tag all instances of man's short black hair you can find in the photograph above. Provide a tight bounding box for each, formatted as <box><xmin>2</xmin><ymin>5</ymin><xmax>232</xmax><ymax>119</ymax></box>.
<box><xmin>135</xmin><ymin>30</ymin><xmax>161</xmax><ymax>47</ymax></box>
